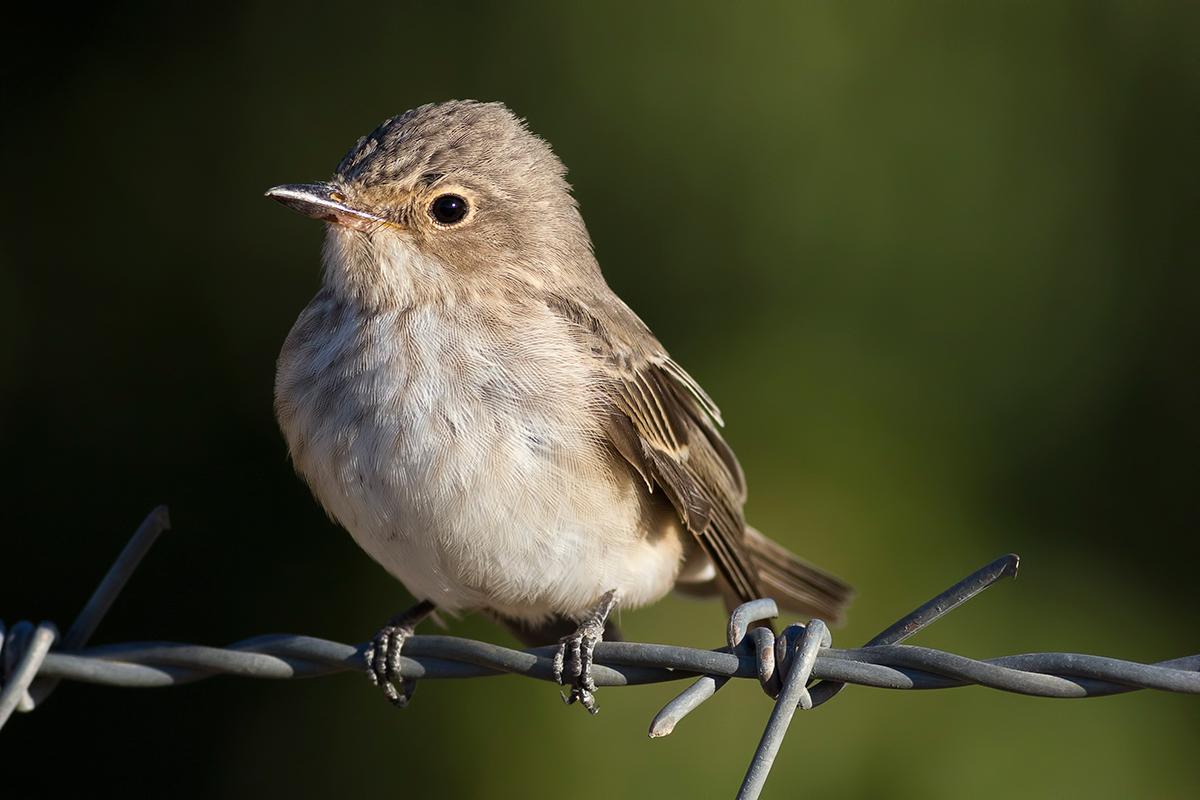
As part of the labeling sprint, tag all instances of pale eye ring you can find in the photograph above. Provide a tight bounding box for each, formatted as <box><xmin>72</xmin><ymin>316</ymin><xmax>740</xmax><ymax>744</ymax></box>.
<box><xmin>429</xmin><ymin>194</ymin><xmax>469</xmax><ymax>225</ymax></box>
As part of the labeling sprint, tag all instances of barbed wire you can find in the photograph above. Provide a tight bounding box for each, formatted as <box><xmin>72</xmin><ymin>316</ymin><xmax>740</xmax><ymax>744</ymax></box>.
<box><xmin>3</xmin><ymin>508</ymin><xmax>1198</xmax><ymax>800</ymax></box>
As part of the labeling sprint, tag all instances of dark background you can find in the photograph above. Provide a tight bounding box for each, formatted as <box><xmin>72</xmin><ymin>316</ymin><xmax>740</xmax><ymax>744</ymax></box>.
<box><xmin>3</xmin><ymin>2</ymin><xmax>1197</xmax><ymax>797</ymax></box>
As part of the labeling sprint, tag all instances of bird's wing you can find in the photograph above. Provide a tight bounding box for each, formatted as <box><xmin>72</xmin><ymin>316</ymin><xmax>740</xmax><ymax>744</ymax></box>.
<box><xmin>548</xmin><ymin>295</ymin><xmax>763</xmax><ymax>603</ymax></box>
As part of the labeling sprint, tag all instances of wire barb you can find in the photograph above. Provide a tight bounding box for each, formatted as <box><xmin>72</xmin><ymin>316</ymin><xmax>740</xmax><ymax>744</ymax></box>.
<box><xmin>808</xmin><ymin>552</ymin><xmax>1020</xmax><ymax>709</ymax></box>
<box><xmin>739</xmin><ymin>620</ymin><xmax>830</xmax><ymax>800</ymax></box>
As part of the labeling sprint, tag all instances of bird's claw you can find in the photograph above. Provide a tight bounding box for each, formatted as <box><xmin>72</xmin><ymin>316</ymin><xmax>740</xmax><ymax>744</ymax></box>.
<box><xmin>554</xmin><ymin>619</ymin><xmax>604</xmax><ymax>713</ymax></box>
<box><xmin>365</xmin><ymin>622</ymin><xmax>418</xmax><ymax>708</ymax></box>
<box><xmin>364</xmin><ymin>600</ymin><xmax>436</xmax><ymax>709</ymax></box>
<box><xmin>553</xmin><ymin>590</ymin><xmax>617</xmax><ymax>715</ymax></box>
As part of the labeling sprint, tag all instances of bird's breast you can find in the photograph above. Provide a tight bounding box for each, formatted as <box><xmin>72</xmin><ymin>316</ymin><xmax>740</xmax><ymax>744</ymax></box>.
<box><xmin>274</xmin><ymin>293</ymin><xmax>685</xmax><ymax>619</ymax></box>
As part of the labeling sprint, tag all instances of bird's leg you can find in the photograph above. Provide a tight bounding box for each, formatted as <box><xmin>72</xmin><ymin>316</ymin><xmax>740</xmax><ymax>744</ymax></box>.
<box><xmin>553</xmin><ymin>589</ymin><xmax>619</xmax><ymax>714</ymax></box>
<box><xmin>364</xmin><ymin>599</ymin><xmax>436</xmax><ymax>708</ymax></box>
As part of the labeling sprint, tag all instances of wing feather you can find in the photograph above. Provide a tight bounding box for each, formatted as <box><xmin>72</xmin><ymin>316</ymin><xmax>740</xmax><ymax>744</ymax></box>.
<box><xmin>549</xmin><ymin>295</ymin><xmax>763</xmax><ymax>603</ymax></box>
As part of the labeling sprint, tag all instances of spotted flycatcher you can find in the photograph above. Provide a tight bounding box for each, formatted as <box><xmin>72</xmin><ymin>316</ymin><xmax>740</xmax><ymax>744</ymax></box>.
<box><xmin>267</xmin><ymin>100</ymin><xmax>852</xmax><ymax>712</ymax></box>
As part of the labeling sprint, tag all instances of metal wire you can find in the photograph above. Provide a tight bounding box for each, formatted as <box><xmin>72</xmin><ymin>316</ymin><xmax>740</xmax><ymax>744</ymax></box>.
<box><xmin>4</xmin><ymin>509</ymin><xmax>1199</xmax><ymax>800</ymax></box>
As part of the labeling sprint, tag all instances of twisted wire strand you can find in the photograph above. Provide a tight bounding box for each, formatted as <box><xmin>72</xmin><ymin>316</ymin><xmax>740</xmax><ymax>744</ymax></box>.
<box><xmin>3</xmin><ymin>509</ymin><xmax>1199</xmax><ymax>800</ymax></box>
<box><xmin>18</xmin><ymin>631</ymin><xmax>1200</xmax><ymax>696</ymax></box>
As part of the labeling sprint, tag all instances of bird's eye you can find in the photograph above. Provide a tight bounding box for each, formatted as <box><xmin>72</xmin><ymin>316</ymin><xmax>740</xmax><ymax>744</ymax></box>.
<box><xmin>429</xmin><ymin>194</ymin><xmax>469</xmax><ymax>225</ymax></box>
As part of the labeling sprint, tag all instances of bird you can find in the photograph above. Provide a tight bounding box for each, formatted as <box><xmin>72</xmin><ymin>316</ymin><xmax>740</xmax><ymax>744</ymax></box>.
<box><xmin>266</xmin><ymin>100</ymin><xmax>853</xmax><ymax>713</ymax></box>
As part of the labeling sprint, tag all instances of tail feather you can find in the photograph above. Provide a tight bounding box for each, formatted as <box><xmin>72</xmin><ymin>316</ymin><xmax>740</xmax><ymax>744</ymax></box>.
<box><xmin>742</xmin><ymin>526</ymin><xmax>854</xmax><ymax>625</ymax></box>
<box><xmin>674</xmin><ymin>528</ymin><xmax>854</xmax><ymax>625</ymax></box>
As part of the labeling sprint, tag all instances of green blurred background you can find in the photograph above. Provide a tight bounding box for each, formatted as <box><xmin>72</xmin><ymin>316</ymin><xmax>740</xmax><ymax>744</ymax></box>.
<box><xmin>3</xmin><ymin>2</ymin><xmax>1197</xmax><ymax>797</ymax></box>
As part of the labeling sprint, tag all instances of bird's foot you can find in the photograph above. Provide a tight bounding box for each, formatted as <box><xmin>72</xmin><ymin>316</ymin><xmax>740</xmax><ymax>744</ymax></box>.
<box><xmin>364</xmin><ymin>599</ymin><xmax>436</xmax><ymax>709</ymax></box>
<box><xmin>553</xmin><ymin>589</ymin><xmax>618</xmax><ymax>714</ymax></box>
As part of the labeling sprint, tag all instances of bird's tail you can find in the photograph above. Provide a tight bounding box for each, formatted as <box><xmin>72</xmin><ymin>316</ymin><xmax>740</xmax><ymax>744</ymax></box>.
<box><xmin>740</xmin><ymin>526</ymin><xmax>854</xmax><ymax>626</ymax></box>
<box><xmin>674</xmin><ymin>527</ymin><xmax>854</xmax><ymax>625</ymax></box>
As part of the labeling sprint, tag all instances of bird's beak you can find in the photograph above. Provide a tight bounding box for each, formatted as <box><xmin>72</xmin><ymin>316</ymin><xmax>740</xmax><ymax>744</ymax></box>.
<box><xmin>265</xmin><ymin>183</ymin><xmax>387</xmax><ymax>231</ymax></box>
